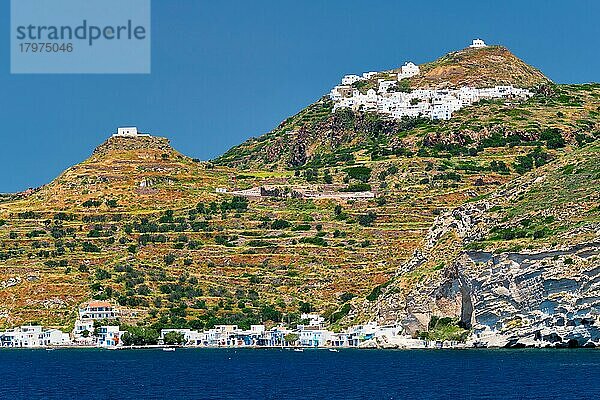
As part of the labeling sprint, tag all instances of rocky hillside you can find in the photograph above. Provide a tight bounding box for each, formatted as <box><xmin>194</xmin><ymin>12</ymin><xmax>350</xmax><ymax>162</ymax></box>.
<box><xmin>357</xmin><ymin>142</ymin><xmax>600</xmax><ymax>347</ymax></box>
<box><xmin>16</xmin><ymin>136</ymin><xmax>225</xmax><ymax>212</ymax></box>
<box><xmin>408</xmin><ymin>45</ymin><xmax>549</xmax><ymax>89</ymax></box>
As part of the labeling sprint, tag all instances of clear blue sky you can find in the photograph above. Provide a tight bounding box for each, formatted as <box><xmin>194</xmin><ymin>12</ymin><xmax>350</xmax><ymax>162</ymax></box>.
<box><xmin>1</xmin><ymin>0</ymin><xmax>599</xmax><ymax>192</ymax></box>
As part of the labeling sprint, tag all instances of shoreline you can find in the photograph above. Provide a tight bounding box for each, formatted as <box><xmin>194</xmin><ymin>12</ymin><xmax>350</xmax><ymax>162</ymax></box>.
<box><xmin>1</xmin><ymin>344</ymin><xmax>597</xmax><ymax>351</ymax></box>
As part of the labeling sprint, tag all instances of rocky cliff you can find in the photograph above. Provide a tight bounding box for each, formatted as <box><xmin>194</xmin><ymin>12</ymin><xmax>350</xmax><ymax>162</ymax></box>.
<box><xmin>360</xmin><ymin>143</ymin><xmax>600</xmax><ymax>347</ymax></box>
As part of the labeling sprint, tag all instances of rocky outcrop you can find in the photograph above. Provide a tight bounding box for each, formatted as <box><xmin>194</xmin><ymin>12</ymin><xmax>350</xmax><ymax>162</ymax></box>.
<box><xmin>464</xmin><ymin>244</ymin><xmax>600</xmax><ymax>348</ymax></box>
<box><xmin>362</xmin><ymin>182</ymin><xmax>600</xmax><ymax>347</ymax></box>
<box><xmin>409</xmin><ymin>46</ymin><xmax>550</xmax><ymax>89</ymax></box>
<box><xmin>92</xmin><ymin>136</ymin><xmax>174</xmax><ymax>156</ymax></box>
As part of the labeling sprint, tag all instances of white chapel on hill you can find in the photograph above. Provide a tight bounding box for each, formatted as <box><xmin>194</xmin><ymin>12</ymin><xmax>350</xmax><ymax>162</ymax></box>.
<box><xmin>112</xmin><ymin>127</ymin><xmax>150</xmax><ymax>138</ymax></box>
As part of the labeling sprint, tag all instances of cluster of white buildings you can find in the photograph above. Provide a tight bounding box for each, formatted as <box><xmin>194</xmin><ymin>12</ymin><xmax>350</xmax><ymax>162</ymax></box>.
<box><xmin>329</xmin><ymin>39</ymin><xmax>533</xmax><ymax>121</ymax></box>
<box><xmin>0</xmin><ymin>309</ymin><xmax>422</xmax><ymax>349</ymax></box>
<box><xmin>0</xmin><ymin>325</ymin><xmax>70</xmax><ymax>348</ymax></box>
<box><xmin>72</xmin><ymin>301</ymin><xmax>124</xmax><ymax>346</ymax></box>
<box><xmin>156</xmin><ymin>313</ymin><xmax>407</xmax><ymax>348</ymax></box>
<box><xmin>0</xmin><ymin>301</ymin><xmax>124</xmax><ymax>348</ymax></box>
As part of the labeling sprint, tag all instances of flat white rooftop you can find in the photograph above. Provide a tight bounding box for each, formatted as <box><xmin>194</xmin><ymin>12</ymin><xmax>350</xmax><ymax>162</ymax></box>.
<box><xmin>112</xmin><ymin>127</ymin><xmax>150</xmax><ymax>137</ymax></box>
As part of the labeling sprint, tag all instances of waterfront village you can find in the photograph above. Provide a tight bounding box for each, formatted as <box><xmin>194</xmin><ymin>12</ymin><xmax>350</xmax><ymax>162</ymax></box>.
<box><xmin>329</xmin><ymin>39</ymin><xmax>534</xmax><ymax>120</ymax></box>
<box><xmin>0</xmin><ymin>301</ymin><xmax>457</xmax><ymax>350</ymax></box>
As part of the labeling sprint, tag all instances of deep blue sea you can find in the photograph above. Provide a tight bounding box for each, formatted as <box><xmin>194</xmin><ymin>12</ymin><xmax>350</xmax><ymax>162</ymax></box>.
<box><xmin>1</xmin><ymin>348</ymin><xmax>599</xmax><ymax>399</ymax></box>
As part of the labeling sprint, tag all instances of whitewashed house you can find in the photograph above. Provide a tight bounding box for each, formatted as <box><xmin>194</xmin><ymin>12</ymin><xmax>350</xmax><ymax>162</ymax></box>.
<box><xmin>470</xmin><ymin>38</ymin><xmax>487</xmax><ymax>48</ymax></box>
<box><xmin>16</xmin><ymin>325</ymin><xmax>43</xmax><ymax>347</ymax></box>
<box><xmin>431</xmin><ymin>104</ymin><xmax>452</xmax><ymax>120</ymax></box>
<box><xmin>330</xmin><ymin>331</ymin><xmax>361</xmax><ymax>347</ymax></box>
<box><xmin>301</xmin><ymin>313</ymin><xmax>325</xmax><ymax>327</ymax></box>
<box><xmin>350</xmin><ymin>322</ymin><xmax>379</xmax><ymax>340</ymax></box>
<box><xmin>204</xmin><ymin>325</ymin><xmax>240</xmax><ymax>347</ymax></box>
<box><xmin>73</xmin><ymin>301</ymin><xmax>119</xmax><ymax>340</ymax></box>
<box><xmin>374</xmin><ymin>324</ymin><xmax>403</xmax><ymax>340</ymax></box>
<box><xmin>0</xmin><ymin>326</ymin><xmax>43</xmax><ymax>347</ymax></box>
<box><xmin>341</xmin><ymin>74</ymin><xmax>362</xmax><ymax>85</ymax></box>
<box><xmin>378</xmin><ymin>80</ymin><xmax>398</xmax><ymax>94</ymax></box>
<box><xmin>0</xmin><ymin>326</ymin><xmax>69</xmax><ymax>347</ymax></box>
<box><xmin>299</xmin><ymin>328</ymin><xmax>331</xmax><ymax>347</ymax></box>
<box><xmin>73</xmin><ymin>319</ymin><xmax>94</xmax><ymax>339</ymax></box>
<box><xmin>362</xmin><ymin>71</ymin><xmax>377</xmax><ymax>79</ymax></box>
<box><xmin>257</xmin><ymin>326</ymin><xmax>290</xmax><ymax>347</ymax></box>
<box><xmin>78</xmin><ymin>301</ymin><xmax>118</xmax><ymax>320</ymax></box>
<box><xmin>42</xmin><ymin>329</ymin><xmax>70</xmax><ymax>346</ymax></box>
<box><xmin>0</xmin><ymin>329</ymin><xmax>16</xmax><ymax>347</ymax></box>
<box><xmin>398</xmin><ymin>61</ymin><xmax>420</xmax><ymax>80</ymax></box>
<box><xmin>230</xmin><ymin>325</ymin><xmax>267</xmax><ymax>347</ymax></box>
<box><xmin>97</xmin><ymin>325</ymin><xmax>123</xmax><ymax>347</ymax></box>
<box><xmin>353</xmin><ymin>89</ymin><xmax>377</xmax><ymax>111</ymax></box>
<box><xmin>329</xmin><ymin>86</ymin><xmax>342</xmax><ymax>101</ymax></box>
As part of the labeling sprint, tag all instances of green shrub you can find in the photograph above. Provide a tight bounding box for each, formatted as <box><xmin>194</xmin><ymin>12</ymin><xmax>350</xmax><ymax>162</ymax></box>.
<box><xmin>82</xmin><ymin>199</ymin><xmax>102</xmax><ymax>208</ymax></box>
<box><xmin>271</xmin><ymin>219</ymin><xmax>291</xmax><ymax>229</ymax></box>
<box><xmin>329</xmin><ymin>303</ymin><xmax>351</xmax><ymax>323</ymax></box>
<box><xmin>419</xmin><ymin>316</ymin><xmax>469</xmax><ymax>342</ymax></box>
<box><xmin>489</xmin><ymin>160</ymin><xmax>510</xmax><ymax>174</ymax></box>
<box><xmin>291</xmin><ymin>224</ymin><xmax>311</xmax><ymax>231</ymax></box>
<box><xmin>513</xmin><ymin>147</ymin><xmax>549</xmax><ymax>174</ymax></box>
<box><xmin>358</xmin><ymin>211</ymin><xmax>377</xmax><ymax>227</ymax></box>
<box><xmin>164</xmin><ymin>254</ymin><xmax>176</xmax><ymax>265</ymax></box>
<box><xmin>163</xmin><ymin>331</ymin><xmax>185</xmax><ymax>345</ymax></box>
<box><xmin>540</xmin><ymin>128</ymin><xmax>566</xmax><ymax>149</ymax></box>
<box><xmin>121</xmin><ymin>326</ymin><xmax>159</xmax><ymax>346</ymax></box>
<box><xmin>82</xmin><ymin>242</ymin><xmax>101</xmax><ymax>252</ymax></box>
<box><xmin>366</xmin><ymin>284</ymin><xmax>384</xmax><ymax>301</ymax></box>
<box><xmin>344</xmin><ymin>166</ymin><xmax>372</xmax><ymax>183</ymax></box>
<box><xmin>299</xmin><ymin>236</ymin><xmax>328</xmax><ymax>246</ymax></box>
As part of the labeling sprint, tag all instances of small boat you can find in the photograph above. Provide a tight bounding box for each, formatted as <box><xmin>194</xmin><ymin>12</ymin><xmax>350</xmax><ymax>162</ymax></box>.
<box><xmin>46</xmin><ymin>348</ymin><xmax>55</xmax><ymax>352</ymax></box>
<box><xmin>162</xmin><ymin>347</ymin><xmax>176</xmax><ymax>352</ymax></box>
<box><xmin>293</xmin><ymin>348</ymin><xmax>304</xmax><ymax>352</ymax></box>
<box><xmin>329</xmin><ymin>348</ymin><xmax>339</xmax><ymax>352</ymax></box>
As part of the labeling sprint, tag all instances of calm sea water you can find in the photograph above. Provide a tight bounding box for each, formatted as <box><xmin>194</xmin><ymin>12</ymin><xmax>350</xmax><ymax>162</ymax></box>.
<box><xmin>0</xmin><ymin>348</ymin><xmax>599</xmax><ymax>399</ymax></box>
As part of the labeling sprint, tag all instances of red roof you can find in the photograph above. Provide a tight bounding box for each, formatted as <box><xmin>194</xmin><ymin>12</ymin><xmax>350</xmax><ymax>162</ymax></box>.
<box><xmin>84</xmin><ymin>301</ymin><xmax>112</xmax><ymax>308</ymax></box>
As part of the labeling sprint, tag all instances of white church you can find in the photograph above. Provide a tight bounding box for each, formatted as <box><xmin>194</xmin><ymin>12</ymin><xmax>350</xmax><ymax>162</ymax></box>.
<box><xmin>112</xmin><ymin>127</ymin><xmax>150</xmax><ymax>138</ymax></box>
<box><xmin>470</xmin><ymin>38</ymin><xmax>487</xmax><ymax>48</ymax></box>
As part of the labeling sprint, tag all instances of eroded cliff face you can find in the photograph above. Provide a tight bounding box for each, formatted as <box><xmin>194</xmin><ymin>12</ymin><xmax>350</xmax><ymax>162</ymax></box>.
<box><xmin>463</xmin><ymin>244</ymin><xmax>600</xmax><ymax>347</ymax></box>
<box><xmin>361</xmin><ymin>196</ymin><xmax>600</xmax><ymax>348</ymax></box>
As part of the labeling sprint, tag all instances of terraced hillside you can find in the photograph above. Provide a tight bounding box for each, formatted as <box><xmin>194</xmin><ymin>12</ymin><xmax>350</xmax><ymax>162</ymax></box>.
<box><xmin>1</xmin><ymin>120</ymin><xmax>564</xmax><ymax>331</ymax></box>
<box><xmin>0</xmin><ymin>134</ymin><xmax>445</xmax><ymax>329</ymax></box>
<box><xmin>1</xmin><ymin>44</ymin><xmax>599</xmax><ymax>344</ymax></box>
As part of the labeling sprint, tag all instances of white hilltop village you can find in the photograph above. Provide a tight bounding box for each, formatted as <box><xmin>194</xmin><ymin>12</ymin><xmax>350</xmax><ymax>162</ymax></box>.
<box><xmin>329</xmin><ymin>39</ymin><xmax>534</xmax><ymax>121</ymax></box>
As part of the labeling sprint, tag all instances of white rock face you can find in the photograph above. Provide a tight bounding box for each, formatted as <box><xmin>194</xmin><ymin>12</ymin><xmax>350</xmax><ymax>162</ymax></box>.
<box><xmin>1</xmin><ymin>276</ymin><xmax>21</xmax><ymax>289</ymax></box>
<box><xmin>465</xmin><ymin>244</ymin><xmax>600</xmax><ymax>348</ymax></box>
